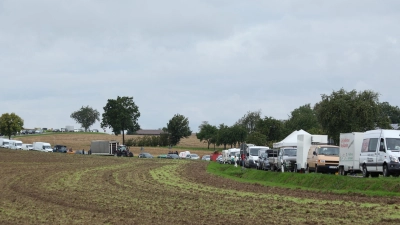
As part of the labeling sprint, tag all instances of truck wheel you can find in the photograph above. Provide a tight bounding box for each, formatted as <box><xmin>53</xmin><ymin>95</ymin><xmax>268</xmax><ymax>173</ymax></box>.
<box><xmin>383</xmin><ymin>164</ymin><xmax>389</xmax><ymax>177</ymax></box>
<box><xmin>362</xmin><ymin>164</ymin><xmax>369</xmax><ymax>178</ymax></box>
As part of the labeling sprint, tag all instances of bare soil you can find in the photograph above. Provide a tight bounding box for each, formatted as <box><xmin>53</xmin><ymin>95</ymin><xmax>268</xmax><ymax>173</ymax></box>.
<box><xmin>1</xmin><ymin>149</ymin><xmax>399</xmax><ymax>224</ymax></box>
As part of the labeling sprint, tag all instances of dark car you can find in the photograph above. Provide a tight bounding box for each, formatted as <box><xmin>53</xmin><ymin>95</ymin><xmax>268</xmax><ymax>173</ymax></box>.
<box><xmin>27</xmin><ymin>129</ymin><xmax>34</xmax><ymax>134</ymax></box>
<box><xmin>138</xmin><ymin>153</ymin><xmax>153</xmax><ymax>158</ymax></box>
<box><xmin>53</xmin><ymin>145</ymin><xmax>67</xmax><ymax>153</ymax></box>
<box><xmin>53</xmin><ymin>129</ymin><xmax>60</xmax><ymax>132</ymax></box>
<box><xmin>166</xmin><ymin>154</ymin><xmax>180</xmax><ymax>159</ymax></box>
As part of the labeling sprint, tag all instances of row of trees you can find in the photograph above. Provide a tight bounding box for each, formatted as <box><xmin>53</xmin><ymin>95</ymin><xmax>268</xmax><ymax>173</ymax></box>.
<box><xmin>1</xmin><ymin>96</ymin><xmax>193</xmax><ymax>147</ymax></box>
<box><xmin>197</xmin><ymin>88</ymin><xmax>400</xmax><ymax>148</ymax></box>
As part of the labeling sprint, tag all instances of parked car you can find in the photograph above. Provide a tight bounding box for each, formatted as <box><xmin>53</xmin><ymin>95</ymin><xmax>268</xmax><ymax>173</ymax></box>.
<box><xmin>27</xmin><ymin>129</ymin><xmax>34</xmax><ymax>134</ymax></box>
<box><xmin>53</xmin><ymin>145</ymin><xmax>67</xmax><ymax>153</ymax></box>
<box><xmin>20</xmin><ymin>130</ymin><xmax>27</xmax><ymax>135</ymax></box>
<box><xmin>35</xmin><ymin>129</ymin><xmax>43</xmax><ymax>134</ymax></box>
<box><xmin>167</xmin><ymin>154</ymin><xmax>180</xmax><ymax>159</ymax></box>
<box><xmin>138</xmin><ymin>153</ymin><xmax>154</xmax><ymax>158</ymax></box>
<box><xmin>91</xmin><ymin>129</ymin><xmax>99</xmax><ymax>132</ymax></box>
<box><xmin>186</xmin><ymin>154</ymin><xmax>200</xmax><ymax>160</ymax></box>
<box><xmin>53</xmin><ymin>129</ymin><xmax>60</xmax><ymax>132</ymax></box>
<box><xmin>201</xmin><ymin>155</ymin><xmax>211</xmax><ymax>161</ymax></box>
<box><xmin>216</xmin><ymin>155</ymin><xmax>223</xmax><ymax>163</ymax></box>
<box><xmin>157</xmin><ymin>154</ymin><xmax>167</xmax><ymax>158</ymax></box>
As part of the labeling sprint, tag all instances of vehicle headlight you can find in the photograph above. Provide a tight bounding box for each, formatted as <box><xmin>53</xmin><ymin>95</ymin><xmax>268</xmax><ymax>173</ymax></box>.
<box><xmin>389</xmin><ymin>155</ymin><xmax>399</xmax><ymax>163</ymax></box>
<box><xmin>318</xmin><ymin>159</ymin><xmax>325</xmax><ymax>163</ymax></box>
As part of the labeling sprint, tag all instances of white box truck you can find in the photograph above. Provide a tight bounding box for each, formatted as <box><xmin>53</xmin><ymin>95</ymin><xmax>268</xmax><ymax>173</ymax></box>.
<box><xmin>9</xmin><ymin>140</ymin><xmax>23</xmax><ymax>150</ymax></box>
<box><xmin>0</xmin><ymin>138</ymin><xmax>10</xmax><ymax>148</ymax></box>
<box><xmin>296</xmin><ymin>134</ymin><xmax>328</xmax><ymax>172</ymax></box>
<box><xmin>359</xmin><ymin>129</ymin><xmax>400</xmax><ymax>177</ymax></box>
<box><xmin>33</xmin><ymin>142</ymin><xmax>53</xmax><ymax>152</ymax></box>
<box><xmin>338</xmin><ymin>132</ymin><xmax>364</xmax><ymax>176</ymax></box>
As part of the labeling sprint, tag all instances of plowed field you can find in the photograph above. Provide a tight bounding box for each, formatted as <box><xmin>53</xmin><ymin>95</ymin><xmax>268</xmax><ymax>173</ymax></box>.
<box><xmin>1</xmin><ymin>149</ymin><xmax>399</xmax><ymax>224</ymax></box>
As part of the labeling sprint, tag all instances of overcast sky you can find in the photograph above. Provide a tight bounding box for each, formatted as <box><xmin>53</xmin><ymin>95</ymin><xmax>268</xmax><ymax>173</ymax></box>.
<box><xmin>1</xmin><ymin>0</ymin><xmax>400</xmax><ymax>133</ymax></box>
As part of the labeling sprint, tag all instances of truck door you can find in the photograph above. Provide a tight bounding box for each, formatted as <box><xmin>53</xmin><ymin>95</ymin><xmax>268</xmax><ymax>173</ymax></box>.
<box><xmin>376</xmin><ymin>138</ymin><xmax>386</xmax><ymax>172</ymax></box>
<box><xmin>360</xmin><ymin>138</ymin><xmax>379</xmax><ymax>172</ymax></box>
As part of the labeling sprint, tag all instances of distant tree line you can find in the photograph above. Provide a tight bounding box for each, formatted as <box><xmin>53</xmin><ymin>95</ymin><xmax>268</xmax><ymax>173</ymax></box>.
<box><xmin>197</xmin><ymin>88</ymin><xmax>400</xmax><ymax>148</ymax></box>
<box><xmin>2</xmin><ymin>89</ymin><xmax>400</xmax><ymax>148</ymax></box>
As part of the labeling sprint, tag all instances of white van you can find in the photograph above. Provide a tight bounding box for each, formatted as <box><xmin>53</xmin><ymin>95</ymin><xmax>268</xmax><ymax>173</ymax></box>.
<box><xmin>0</xmin><ymin>138</ymin><xmax>10</xmax><ymax>148</ymax></box>
<box><xmin>22</xmin><ymin>144</ymin><xmax>33</xmax><ymax>151</ymax></box>
<box><xmin>245</xmin><ymin>146</ymin><xmax>270</xmax><ymax>168</ymax></box>
<box><xmin>227</xmin><ymin>148</ymin><xmax>240</xmax><ymax>164</ymax></box>
<box><xmin>179</xmin><ymin>151</ymin><xmax>190</xmax><ymax>159</ymax></box>
<box><xmin>33</xmin><ymin>142</ymin><xmax>53</xmax><ymax>152</ymax></box>
<box><xmin>359</xmin><ymin>129</ymin><xmax>400</xmax><ymax>177</ymax></box>
<box><xmin>9</xmin><ymin>140</ymin><xmax>23</xmax><ymax>150</ymax></box>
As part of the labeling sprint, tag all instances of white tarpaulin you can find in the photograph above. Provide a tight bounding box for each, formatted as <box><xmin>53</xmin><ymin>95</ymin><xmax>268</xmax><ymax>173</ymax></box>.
<box><xmin>273</xmin><ymin>129</ymin><xmax>310</xmax><ymax>148</ymax></box>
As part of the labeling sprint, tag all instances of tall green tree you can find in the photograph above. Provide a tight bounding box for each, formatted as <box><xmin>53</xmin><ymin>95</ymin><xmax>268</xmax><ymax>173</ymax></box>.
<box><xmin>246</xmin><ymin>131</ymin><xmax>267</xmax><ymax>146</ymax></box>
<box><xmin>315</xmin><ymin>88</ymin><xmax>389</xmax><ymax>144</ymax></box>
<box><xmin>70</xmin><ymin>106</ymin><xmax>100</xmax><ymax>132</ymax></box>
<box><xmin>378</xmin><ymin>102</ymin><xmax>400</xmax><ymax>124</ymax></box>
<box><xmin>0</xmin><ymin>113</ymin><xmax>24</xmax><ymax>140</ymax></box>
<box><xmin>235</xmin><ymin>110</ymin><xmax>262</xmax><ymax>134</ymax></box>
<box><xmin>101</xmin><ymin>96</ymin><xmax>141</xmax><ymax>145</ymax></box>
<box><xmin>255</xmin><ymin>116</ymin><xmax>286</xmax><ymax>143</ymax></box>
<box><xmin>196</xmin><ymin>121</ymin><xmax>218</xmax><ymax>149</ymax></box>
<box><xmin>216</xmin><ymin>124</ymin><xmax>231</xmax><ymax>149</ymax></box>
<box><xmin>285</xmin><ymin>104</ymin><xmax>321</xmax><ymax>133</ymax></box>
<box><xmin>163</xmin><ymin>114</ymin><xmax>192</xmax><ymax>146</ymax></box>
<box><xmin>230</xmin><ymin>124</ymin><xmax>248</xmax><ymax>147</ymax></box>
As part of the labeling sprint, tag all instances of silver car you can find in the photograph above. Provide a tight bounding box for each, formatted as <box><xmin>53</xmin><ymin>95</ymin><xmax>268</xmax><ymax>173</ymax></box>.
<box><xmin>186</xmin><ymin>154</ymin><xmax>200</xmax><ymax>160</ymax></box>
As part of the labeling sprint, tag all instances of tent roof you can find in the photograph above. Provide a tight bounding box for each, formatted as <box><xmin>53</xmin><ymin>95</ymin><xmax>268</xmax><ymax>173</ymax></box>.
<box><xmin>273</xmin><ymin>129</ymin><xmax>310</xmax><ymax>148</ymax></box>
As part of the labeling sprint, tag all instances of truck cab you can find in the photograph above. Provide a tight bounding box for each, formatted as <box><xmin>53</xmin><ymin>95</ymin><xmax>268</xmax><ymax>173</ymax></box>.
<box><xmin>359</xmin><ymin>129</ymin><xmax>400</xmax><ymax>177</ymax></box>
<box><xmin>307</xmin><ymin>145</ymin><xmax>339</xmax><ymax>173</ymax></box>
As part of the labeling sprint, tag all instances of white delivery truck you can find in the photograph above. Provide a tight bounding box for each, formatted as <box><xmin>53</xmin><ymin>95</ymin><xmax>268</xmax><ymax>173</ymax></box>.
<box><xmin>33</xmin><ymin>142</ymin><xmax>53</xmax><ymax>152</ymax></box>
<box><xmin>227</xmin><ymin>148</ymin><xmax>240</xmax><ymax>164</ymax></box>
<box><xmin>359</xmin><ymin>129</ymin><xmax>400</xmax><ymax>178</ymax></box>
<box><xmin>0</xmin><ymin>138</ymin><xmax>10</xmax><ymax>148</ymax></box>
<box><xmin>22</xmin><ymin>144</ymin><xmax>33</xmax><ymax>151</ymax></box>
<box><xmin>9</xmin><ymin>140</ymin><xmax>23</xmax><ymax>150</ymax></box>
<box><xmin>296</xmin><ymin>134</ymin><xmax>328</xmax><ymax>173</ymax></box>
<box><xmin>221</xmin><ymin>150</ymin><xmax>230</xmax><ymax>164</ymax></box>
<box><xmin>338</xmin><ymin>132</ymin><xmax>364</xmax><ymax>176</ymax></box>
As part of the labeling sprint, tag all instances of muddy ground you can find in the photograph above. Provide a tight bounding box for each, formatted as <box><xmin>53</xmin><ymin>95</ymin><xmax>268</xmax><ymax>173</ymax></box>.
<box><xmin>0</xmin><ymin>149</ymin><xmax>399</xmax><ymax>225</ymax></box>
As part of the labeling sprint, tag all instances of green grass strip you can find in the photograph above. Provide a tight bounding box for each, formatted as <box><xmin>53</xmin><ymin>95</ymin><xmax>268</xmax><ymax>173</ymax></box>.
<box><xmin>207</xmin><ymin>162</ymin><xmax>400</xmax><ymax>197</ymax></box>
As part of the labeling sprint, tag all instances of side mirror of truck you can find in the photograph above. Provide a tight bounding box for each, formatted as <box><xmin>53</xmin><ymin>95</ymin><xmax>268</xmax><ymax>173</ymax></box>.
<box><xmin>313</xmin><ymin>151</ymin><xmax>317</xmax><ymax>156</ymax></box>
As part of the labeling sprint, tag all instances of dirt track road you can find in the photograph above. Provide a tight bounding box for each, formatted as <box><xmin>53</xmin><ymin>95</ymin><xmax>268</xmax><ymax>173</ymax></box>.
<box><xmin>1</xmin><ymin>149</ymin><xmax>399</xmax><ymax>224</ymax></box>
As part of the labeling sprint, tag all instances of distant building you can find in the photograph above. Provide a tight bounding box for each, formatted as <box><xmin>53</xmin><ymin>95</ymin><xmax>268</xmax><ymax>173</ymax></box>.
<box><xmin>134</xmin><ymin>129</ymin><xmax>165</xmax><ymax>135</ymax></box>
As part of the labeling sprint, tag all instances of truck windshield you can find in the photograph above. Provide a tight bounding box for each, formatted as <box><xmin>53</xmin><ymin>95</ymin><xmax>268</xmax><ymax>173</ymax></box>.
<box><xmin>317</xmin><ymin>147</ymin><xmax>339</xmax><ymax>155</ymax></box>
<box><xmin>44</xmin><ymin>146</ymin><xmax>52</xmax><ymax>149</ymax></box>
<box><xmin>283</xmin><ymin>149</ymin><xmax>296</xmax><ymax>156</ymax></box>
<box><xmin>386</xmin><ymin>138</ymin><xmax>400</xmax><ymax>151</ymax></box>
<box><xmin>16</xmin><ymin>143</ymin><xmax>22</xmax><ymax>146</ymax></box>
<box><xmin>250</xmin><ymin>148</ymin><xmax>260</xmax><ymax>156</ymax></box>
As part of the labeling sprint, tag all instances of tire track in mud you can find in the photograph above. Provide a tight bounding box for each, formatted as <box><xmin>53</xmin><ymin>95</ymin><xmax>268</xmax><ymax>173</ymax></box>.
<box><xmin>1</xmin><ymin>150</ymin><xmax>400</xmax><ymax>225</ymax></box>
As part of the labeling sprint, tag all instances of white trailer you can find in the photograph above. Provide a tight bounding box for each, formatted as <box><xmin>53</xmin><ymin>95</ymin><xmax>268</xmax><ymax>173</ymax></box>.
<box><xmin>0</xmin><ymin>138</ymin><xmax>10</xmax><ymax>148</ymax></box>
<box><xmin>33</xmin><ymin>142</ymin><xmax>53</xmax><ymax>152</ymax></box>
<box><xmin>90</xmin><ymin>140</ymin><xmax>119</xmax><ymax>155</ymax></box>
<box><xmin>66</xmin><ymin>126</ymin><xmax>74</xmax><ymax>132</ymax></box>
<box><xmin>338</xmin><ymin>132</ymin><xmax>364</xmax><ymax>175</ymax></box>
<box><xmin>221</xmin><ymin>150</ymin><xmax>230</xmax><ymax>164</ymax></box>
<box><xmin>9</xmin><ymin>140</ymin><xmax>23</xmax><ymax>150</ymax></box>
<box><xmin>296</xmin><ymin>134</ymin><xmax>328</xmax><ymax>172</ymax></box>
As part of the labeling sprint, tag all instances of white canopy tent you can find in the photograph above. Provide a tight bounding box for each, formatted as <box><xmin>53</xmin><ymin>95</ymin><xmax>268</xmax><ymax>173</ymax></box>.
<box><xmin>273</xmin><ymin>129</ymin><xmax>310</xmax><ymax>148</ymax></box>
